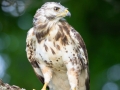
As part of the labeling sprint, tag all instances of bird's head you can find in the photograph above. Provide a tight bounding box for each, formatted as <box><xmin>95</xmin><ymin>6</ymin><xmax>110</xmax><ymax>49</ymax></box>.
<box><xmin>33</xmin><ymin>2</ymin><xmax>71</xmax><ymax>24</ymax></box>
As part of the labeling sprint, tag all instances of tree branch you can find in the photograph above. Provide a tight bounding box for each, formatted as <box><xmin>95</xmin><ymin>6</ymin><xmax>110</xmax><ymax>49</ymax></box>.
<box><xmin>0</xmin><ymin>79</ymin><xmax>26</xmax><ymax>90</ymax></box>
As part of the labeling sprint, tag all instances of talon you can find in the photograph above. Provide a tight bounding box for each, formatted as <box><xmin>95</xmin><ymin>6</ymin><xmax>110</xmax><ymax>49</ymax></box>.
<box><xmin>73</xmin><ymin>88</ymin><xmax>76</xmax><ymax>90</ymax></box>
<box><xmin>41</xmin><ymin>83</ymin><xmax>48</xmax><ymax>90</ymax></box>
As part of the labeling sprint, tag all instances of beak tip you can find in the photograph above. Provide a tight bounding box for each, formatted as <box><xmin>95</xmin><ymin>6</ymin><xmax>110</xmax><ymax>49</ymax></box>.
<box><xmin>67</xmin><ymin>12</ymin><xmax>71</xmax><ymax>17</ymax></box>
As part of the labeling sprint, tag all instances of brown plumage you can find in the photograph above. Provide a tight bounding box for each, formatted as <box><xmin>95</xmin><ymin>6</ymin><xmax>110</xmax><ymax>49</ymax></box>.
<box><xmin>26</xmin><ymin>2</ymin><xmax>89</xmax><ymax>90</ymax></box>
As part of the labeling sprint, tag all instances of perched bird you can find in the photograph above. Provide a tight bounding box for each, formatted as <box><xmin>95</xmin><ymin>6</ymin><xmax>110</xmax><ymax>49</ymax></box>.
<box><xmin>26</xmin><ymin>2</ymin><xmax>89</xmax><ymax>90</ymax></box>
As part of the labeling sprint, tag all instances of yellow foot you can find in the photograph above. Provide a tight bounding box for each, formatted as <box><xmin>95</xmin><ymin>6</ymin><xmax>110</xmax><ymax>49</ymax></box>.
<box><xmin>41</xmin><ymin>83</ymin><xmax>48</xmax><ymax>90</ymax></box>
<box><xmin>72</xmin><ymin>88</ymin><xmax>76</xmax><ymax>90</ymax></box>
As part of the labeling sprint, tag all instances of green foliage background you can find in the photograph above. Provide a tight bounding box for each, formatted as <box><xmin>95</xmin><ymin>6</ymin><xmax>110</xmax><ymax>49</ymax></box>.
<box><xmin>0</xmin><ymin>0</ymin><xmax>120</xmax><ymax>90</ymax></box>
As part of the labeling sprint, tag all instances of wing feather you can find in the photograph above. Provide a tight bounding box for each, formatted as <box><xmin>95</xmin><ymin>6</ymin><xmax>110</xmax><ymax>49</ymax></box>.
<box><xmin>26</xmin><ymin>28</ymin><xmax>48</xmax><ymax>88</ymax></box>
<box><xmin>70</xmin><ymin>28</ymin><xmax>88</xmax><ymax>64</ymax></box>
<box><xmin>70</xmin><ymin>28</ymin><xmax>90</xmax><ymax>90</ymax></box>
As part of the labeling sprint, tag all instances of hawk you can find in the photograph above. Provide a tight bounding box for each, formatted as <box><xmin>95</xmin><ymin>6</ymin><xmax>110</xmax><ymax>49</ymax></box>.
<box><xmin>26</xmin><ymin>2</ymin><xmax>89</xmax><ymax>90</ymax></box>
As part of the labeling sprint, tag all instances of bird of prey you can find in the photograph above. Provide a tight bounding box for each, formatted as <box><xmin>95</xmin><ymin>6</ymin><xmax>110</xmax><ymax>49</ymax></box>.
<box><xmin>26</xmin><ymin>2</ymin><xmax>89</xmax><ymax>90</ymax></box>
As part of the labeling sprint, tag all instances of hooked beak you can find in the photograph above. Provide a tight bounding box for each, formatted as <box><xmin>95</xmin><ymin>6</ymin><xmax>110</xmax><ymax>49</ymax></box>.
<box><xmin>57</xmin><ymin>9</ymin><xmax>71</xmax><ymax>17</ymax></box>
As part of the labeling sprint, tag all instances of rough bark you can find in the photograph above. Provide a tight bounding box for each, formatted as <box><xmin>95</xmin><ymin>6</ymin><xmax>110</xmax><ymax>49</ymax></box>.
<box><xmin>0</xmin><ymin>79</ymin><xmax>26</xmax><ymax>90</ymax></box>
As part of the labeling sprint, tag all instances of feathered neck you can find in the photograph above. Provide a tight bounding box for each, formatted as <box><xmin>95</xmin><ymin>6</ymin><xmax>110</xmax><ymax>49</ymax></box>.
<box><xmin>33</xmin><ymin>18</ymin><xmax>70</xmax><ymax>46</ymax></box>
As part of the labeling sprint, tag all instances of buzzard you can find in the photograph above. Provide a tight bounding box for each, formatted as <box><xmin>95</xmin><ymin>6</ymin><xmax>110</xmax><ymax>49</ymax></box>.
<box><xmin>26</xmin><ymin>2</ymin><xmax>89</xmax><ymax>90</ymax></box>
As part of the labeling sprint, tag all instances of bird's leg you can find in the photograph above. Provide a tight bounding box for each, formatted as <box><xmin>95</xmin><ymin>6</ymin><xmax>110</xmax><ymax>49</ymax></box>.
<box><xmin>41</xmin><ymin>82</ymin><xmax>48</xmax><ymax>90</ymax></box>
<box><xmin>40</xmin><ymin>65</ymin><xmax>52</xmax><ymax>90</ymax></box>
<box><xmin>66</xmin><ymin>63</ymin><xmax>79</xmax><ymax>90</ymax></box>
<box><xmin>67</xmin><ymin>69</ymin><xmax>78</xmax><ymax>90</ymax></box>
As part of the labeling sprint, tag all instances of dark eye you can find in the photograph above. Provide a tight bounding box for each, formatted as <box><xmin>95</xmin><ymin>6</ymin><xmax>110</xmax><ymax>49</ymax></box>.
<box><xmin>54</xmin><ymin>7</ymin><xmax>60</xmax><ymax>11</ymax></box>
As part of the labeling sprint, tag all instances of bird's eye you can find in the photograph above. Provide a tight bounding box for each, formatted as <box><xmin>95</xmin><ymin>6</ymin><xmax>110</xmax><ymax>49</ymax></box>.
<box><xmin>54</xmin><ymin>7</ymin><xmax>60</xmax><ymax>11</ymax></box>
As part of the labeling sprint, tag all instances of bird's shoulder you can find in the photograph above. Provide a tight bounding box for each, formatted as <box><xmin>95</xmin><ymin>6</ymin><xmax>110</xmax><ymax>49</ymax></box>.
<box><xmin>69</xmin><ymin>27</ymin><xmax>88</xmax><ymax>60</ymax></box>
<box><xmin>59</xmin><ymin>20</ymin><xmax>88</xmax><ymax>60</ymax></box>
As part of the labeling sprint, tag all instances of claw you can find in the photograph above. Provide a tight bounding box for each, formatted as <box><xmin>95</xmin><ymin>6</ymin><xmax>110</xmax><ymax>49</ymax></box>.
<box><xmin>41</xmin><ymin>83</ymin><xmax>48</xmax><ymax>90</ymax></box>
<box><xmin>72</xmin><ymin>88</ymin><xmax>76</xmax><ymax>90</ymax></box>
